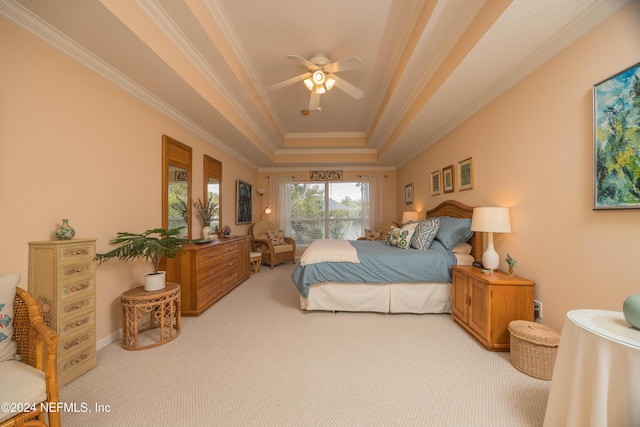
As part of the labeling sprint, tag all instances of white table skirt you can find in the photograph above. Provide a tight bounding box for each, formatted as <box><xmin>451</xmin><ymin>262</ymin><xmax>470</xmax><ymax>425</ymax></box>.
<box><xmin>543</xmin><ymin>309</ymin><xmax>640</xmax><ymax>427</ymax></box>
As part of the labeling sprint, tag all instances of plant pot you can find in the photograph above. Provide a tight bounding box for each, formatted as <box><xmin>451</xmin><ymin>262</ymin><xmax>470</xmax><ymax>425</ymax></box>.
<box><xmin>144</xmin><ymin>271</ymin><xmax>166</xmax><ymax>292</ymax></box>
<box><xmin>202</xmin><ymin>226</ymin><xmax>211</xmax><ymax>239</ymax></box>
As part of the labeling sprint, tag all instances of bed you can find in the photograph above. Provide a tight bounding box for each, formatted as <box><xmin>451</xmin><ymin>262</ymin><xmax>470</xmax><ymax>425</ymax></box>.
<box><xmin>290</xmin><ymin>200</ymin><xmax>483</xmax><ymax>313</ymax></box>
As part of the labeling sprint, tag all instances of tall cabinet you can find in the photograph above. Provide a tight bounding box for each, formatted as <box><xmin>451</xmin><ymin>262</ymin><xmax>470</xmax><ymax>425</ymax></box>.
<box><xmin>164</xmin><ymin>235</ymin><xmax>250</xmax><ymax>316</ymax></box>
<box><xmin>28</xmin><ymin>238</ymin><xmax>98</xmax><ymax>385</ymax></box>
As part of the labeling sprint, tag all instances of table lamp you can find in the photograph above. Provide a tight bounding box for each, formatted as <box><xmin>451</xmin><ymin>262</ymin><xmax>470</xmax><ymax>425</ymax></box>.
<box><xmin>470</xmin><ymin>207</ymin><xmax>511</xmax><ymax>271</ymax></box>
<box><xmin>402</xmin><ymin>211</ymin><xmax>419</xmax><ymax>224</ymax></box>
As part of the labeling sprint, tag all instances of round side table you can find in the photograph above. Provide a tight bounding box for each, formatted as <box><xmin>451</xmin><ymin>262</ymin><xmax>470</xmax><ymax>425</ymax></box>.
<box><xmin>120</xmin><ymin>282</ymin><xmax>181</xmax><ymax>350</ymax></box>
<box><xmin>250</xmin><ymin>251</ymin><xmax>262</xmax><ymax>273</ymax></box>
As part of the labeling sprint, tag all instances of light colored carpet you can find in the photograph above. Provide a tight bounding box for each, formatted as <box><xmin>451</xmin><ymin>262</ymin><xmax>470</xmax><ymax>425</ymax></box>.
<box><xmin>60</xmin><ymin>264</ymin><xmax>549</xmax><ymax>426</ymax></box>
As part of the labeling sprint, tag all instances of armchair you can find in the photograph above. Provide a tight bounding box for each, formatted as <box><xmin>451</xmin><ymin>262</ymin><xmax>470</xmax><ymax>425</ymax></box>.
<box><xmin>0</xmin><ymin>273</ymin><xmax>60</xmax><ymax>427</ymax></box>
<box><xmin>248</xmin><ymin>221</ymin><xmax>296</xmax><ymax>269</ymax></box>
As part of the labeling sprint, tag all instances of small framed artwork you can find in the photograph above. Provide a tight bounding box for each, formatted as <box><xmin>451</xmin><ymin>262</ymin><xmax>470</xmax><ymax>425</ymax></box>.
<box><xmin>430</xmin><ymin>170</ymin><xmax>441</xmax><ymax>196</ymax></box>
<box><xmin>405</xmin><ymin>182</ymin><xmax>414</xmax><ymax>205</ymax></box>
<box><xmin>458</xmin><ymin>157</ymin><xmax>474</xmax><ymax>191</ymax></box>
<box><xmin>442</xmin><ymin>165</ymin><xmax>454</xmax><ymax>193</ymax></box>
<box><xmin>236</xmin><ymin>180</ymin><xmax>253</xmax><ymax>224</ymax></box>
<box><xmin>593</xmin><ymin>62</ymin><xmax>640</xmax><ymax>209</ymax></box>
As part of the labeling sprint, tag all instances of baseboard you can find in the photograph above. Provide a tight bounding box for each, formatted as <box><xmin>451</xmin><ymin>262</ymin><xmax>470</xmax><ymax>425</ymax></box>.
<box><xmin>96</xmin><ymin>328</ymin><xmax>122</xmax><ymax>351</ymax></box>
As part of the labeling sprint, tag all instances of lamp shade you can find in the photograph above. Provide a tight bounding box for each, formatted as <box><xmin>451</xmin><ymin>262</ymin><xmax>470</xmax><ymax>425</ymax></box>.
<box><xmin>402</xmin><ymin>211</ymin><xmax>420</xmax><ymax>224</ymax></box>
<box><xmin>470</xmin><ymin>207</ymin><xmax>511</xmax><ymax>233</ymax></box>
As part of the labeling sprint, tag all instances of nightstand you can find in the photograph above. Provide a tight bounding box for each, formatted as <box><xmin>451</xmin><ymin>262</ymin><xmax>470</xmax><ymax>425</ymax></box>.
<box><xmin>451</xmin><ymin>265</ymin><xmax>535</xmax><ymax>351</ymax></box>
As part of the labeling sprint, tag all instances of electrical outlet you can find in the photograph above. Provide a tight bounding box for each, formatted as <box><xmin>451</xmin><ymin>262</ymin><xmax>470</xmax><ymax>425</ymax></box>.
<box><xmin>534</xmin><ymin>300</ymin><xmax>543</xmax><ymax>319</ymax></box>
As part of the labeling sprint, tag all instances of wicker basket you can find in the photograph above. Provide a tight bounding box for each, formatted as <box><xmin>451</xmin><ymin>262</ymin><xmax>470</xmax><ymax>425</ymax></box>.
<box><xmin>508</xmin><ymin>320</ymin><xmax>560</xmax><ymax>380</ymax></box>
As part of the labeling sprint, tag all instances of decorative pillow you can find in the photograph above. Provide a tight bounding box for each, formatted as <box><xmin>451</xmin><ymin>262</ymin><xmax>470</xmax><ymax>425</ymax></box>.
<box><xmin>266</xmin><ymin>229</ymin><xmax>285</xmax><ymax>246</ymax></box>
<box><xmin>0</xmin><ymin>273</ymin><xmax>21</xmax><ymax>363</ymax></box>
<box><xmin>452</xmin><ymin>242</ymin><xmax>473</xmax><ymax>254</ymax></box>
<box><xmin>364</xmin><ymin>228</ymin><xmax>383</xmax><ymax>241</ymax></box>
<box><xmin>410</xmin><ymin>218</ymin><xmax>440</xmax><ymax>250</ymax></box>
<box><xmin>385</xmin><ymin>224</ymin><xmax>417</xmax><ymax>249</ymax></box>
<box><xmin>434</xmin><ymin>216</ymin><xmax>474</xmax><ymax>250</ymax></box>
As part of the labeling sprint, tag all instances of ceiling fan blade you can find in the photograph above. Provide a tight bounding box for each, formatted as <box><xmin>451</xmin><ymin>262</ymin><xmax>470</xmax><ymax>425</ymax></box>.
<box><xmin>324</xmin><ymin>57</ymin><xmax>363</xmax><ymax>73</ymax></box>
<box><xmin>309</xmin><ymin>91</ymin><xmax>321</xmax><ymax>110</ymax></box>
<box><xmin>271</xmin><ymin>72</ymin><xmax>312</xmax><ymax>91</ymax></box>
<box><xmin>286</xmin><ymin>55</ymin><xmax>320</xmax><ymax>71</ymax></box>
<box><xmin>332</xmin><ymin>75</ymin><xmax>363</xmax><ymax>99</ymax></box>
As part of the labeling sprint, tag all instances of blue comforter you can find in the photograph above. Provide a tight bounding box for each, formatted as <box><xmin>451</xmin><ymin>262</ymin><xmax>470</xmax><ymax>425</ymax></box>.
<box><xmin>291</xmin><ymin>240</ymin><xmax>457</xmax><ymax>298</ymax></box>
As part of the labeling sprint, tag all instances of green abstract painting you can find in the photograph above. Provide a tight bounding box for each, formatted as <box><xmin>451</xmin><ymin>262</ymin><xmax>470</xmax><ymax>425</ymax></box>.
<box><xmin>594</xmin><ymin>62</ymin><xmax>640</xmax><ymax>209</ymax></box>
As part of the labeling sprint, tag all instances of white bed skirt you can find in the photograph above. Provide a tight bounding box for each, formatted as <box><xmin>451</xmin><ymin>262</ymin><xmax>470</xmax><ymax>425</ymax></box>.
<box><xmin>299</xmin><ymin>253</ymin><xmax>474</xmax><ymax>314</ymax></box>
<box><xmin>300</xmin><ymin>282</ymin><xmax>452</xmax><ymax>314</ymax></box>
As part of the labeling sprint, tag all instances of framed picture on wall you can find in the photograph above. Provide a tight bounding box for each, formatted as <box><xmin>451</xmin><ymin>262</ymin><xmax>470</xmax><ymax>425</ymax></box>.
<box><xmin>405</xmin><ymin>182</ymin><xmax>414</xmax><ymax>205</ymax></box>
<box><xmin>442</xmin><ymin>165</ymin><xmax>454</xmax><ymax>193</ymax></box>
<box><xmin>458</xmin><ymin>157</ymin><xmax>474</xmax><ymax>191</ymax></box>
<box><xmin>593</xmin><ymin>62</ymin><xmax>640</xmax><ymax>209</ymax></box>
<box><xmin>236</xmin><ymin>180</ymin><xmax>253</xmax><ymax>224</ymax></box>
<box><xmin>430</xmin><ymin>170</ymin><xmax>441</xmax><ymax>196</ymax></box>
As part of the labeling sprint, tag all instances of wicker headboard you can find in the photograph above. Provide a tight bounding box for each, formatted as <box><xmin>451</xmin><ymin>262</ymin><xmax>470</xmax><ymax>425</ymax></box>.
<box><xmin>425</xmin><ymin>200</ymin><xmax>483</xmax><ymax>263</ymax></box>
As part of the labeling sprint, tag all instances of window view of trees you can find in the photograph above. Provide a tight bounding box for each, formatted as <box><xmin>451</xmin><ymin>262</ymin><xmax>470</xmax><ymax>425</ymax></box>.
<box><xmin>290</xmin><ymin>182</ymin><xmax>364</xmax><ymax>246</ymax></box>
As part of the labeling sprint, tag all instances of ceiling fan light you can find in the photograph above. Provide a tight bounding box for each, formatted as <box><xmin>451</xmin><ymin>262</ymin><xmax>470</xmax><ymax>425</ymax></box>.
<box><xmin>303</xmin><ymin>78</ymin><xmax>314</xmax><ymax>91</ymax></box>
<box><xmin>325</xmin><ymin>77</ymin><xmax>336</xmax><ymax>91</ymax></box>
<box><xmin>312</xmin><ymin>70</ymin><xmax>325</xmax><ymax>85</ymax></box>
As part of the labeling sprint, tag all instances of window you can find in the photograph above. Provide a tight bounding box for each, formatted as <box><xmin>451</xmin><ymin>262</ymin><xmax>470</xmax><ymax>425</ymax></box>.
<box><xmin>290</xmin><ymin>182</ymin><xmax>364</xmax><ymax>246</ymax></box>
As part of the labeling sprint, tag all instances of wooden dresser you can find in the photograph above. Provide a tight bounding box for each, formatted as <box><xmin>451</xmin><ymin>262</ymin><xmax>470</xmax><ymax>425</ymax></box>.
<box><xmin>28</xmin><ymin>238</ymin><xmax>98</xmax><ymax>385</ymax></box>
<box><xmin>164</xmin><ymin>235</ymin><xmax>250</xmax><ymax>316</ymax></box>
<box><xmin>451</xmin><ymin>265</ymin><xmax>535</xmax><ymax>351</ymax></box>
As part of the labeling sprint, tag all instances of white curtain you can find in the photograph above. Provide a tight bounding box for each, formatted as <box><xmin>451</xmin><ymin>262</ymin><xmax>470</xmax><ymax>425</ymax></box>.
<box><xmin>267</xmin><ymin>175</ymin><xmax>292</xmax><ymax>235</ymax></box>
<box><xmin>360</xmin><ymin>174</ymin><xmax>385</xmax><ymax>232</ymax></box>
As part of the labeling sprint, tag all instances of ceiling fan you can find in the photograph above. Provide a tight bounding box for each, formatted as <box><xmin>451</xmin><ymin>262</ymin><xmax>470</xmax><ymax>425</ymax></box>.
<box><xmin>271</xmin><ymin>53</ymin><xmax>364</xmax><ymax>111</ymax></box>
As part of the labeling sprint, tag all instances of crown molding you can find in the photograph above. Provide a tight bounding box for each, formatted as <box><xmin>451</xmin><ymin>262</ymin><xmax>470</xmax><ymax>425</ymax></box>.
<box><xmin>0</xmin><ymin>0</ymin><xmax>259</xmax><ymax>169</ymax></box>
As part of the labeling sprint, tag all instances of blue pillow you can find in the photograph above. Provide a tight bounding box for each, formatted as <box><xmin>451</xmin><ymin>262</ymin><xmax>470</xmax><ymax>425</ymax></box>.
<box><xmin>434</xmin><ymin>216</ymin><xmax>474</xmax><ymax>250</ymax></box>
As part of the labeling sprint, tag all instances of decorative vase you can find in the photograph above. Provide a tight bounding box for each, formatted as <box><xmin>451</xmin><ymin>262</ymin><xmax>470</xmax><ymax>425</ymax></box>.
<box><xmin>623</xmin><ymin>294</ymin><xmax>640</xmax><ymax>330</ymax></box>
<box><xmin>144</xmin><ymin>271</ymin><xmax>166</xmax><ymax>292</ymax></box>
<box><xmin>202</xmin><ymin>226</ymin><xmax>211</xmax><ymax>239</ymax></box>
<box><xmin>55</xmin><ymin>219</ymin><xmax>75</xmax><ymax>240</ymax></box>
<box><xmin>507</xmin><ymin>265</ymin><xmax>514</xmax><ymax>277</ymax></box>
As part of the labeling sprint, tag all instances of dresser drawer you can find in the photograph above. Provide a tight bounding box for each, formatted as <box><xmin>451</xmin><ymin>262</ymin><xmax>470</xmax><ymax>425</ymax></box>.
<box><xmin>60</xmin><ymin>326</ymin><xmax>95</xmax><ymax>354</ymax></box>
<box><xmin>59</xmin><ymin>311</ymin><xmax>95</xmax><ymax>337</ymax></box>
<box><xmin>220</xmin><ymin>271</ymin><xmax>238</xmax><ymax>291</ymax></box>
<box><xmin>196</xmin><ymin>247</ymin><xmax>223</xmax><ymax>269</ymax></box>
<box><xmin>58</xmin><ymin>242</ymin><xmax>95</xmax><ymax>262</ymax></box>
<box><xmin>58</xmin><ymin>343</ymin><xmax>97</xmax><ymax>386</ymax></box>
<box><xmin>58</xmin><ymin>277</ymin><xmax>94</xmax><ymax>302</ymax></box>
<box><xmin>197</xmin><ymin>281</ymin><xmax>225</xmax><ymax>308</ymax></box>
<box><xmin>58</xmin><ymin>261</ymin><xmax>94</xmax><ymax>283</ymax></box>
<box><xmin>221</xmin><ymin>242</ymin><xmax>238</xmax><ymax>257</ymax></box>
<box><xmin>59</xmin><ymin>295</ymin><xmax>95</xmax><ymax>321</ymax></box>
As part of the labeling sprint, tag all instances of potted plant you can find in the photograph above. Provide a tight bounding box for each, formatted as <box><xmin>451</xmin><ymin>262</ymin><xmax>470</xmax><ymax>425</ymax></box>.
<box><xmin>193</xmin><ymin>196</ymin><xmax>219</xmax><ymax>239</ymax></box>
<box><xmin>94</xmin><ymin>228</ymin><xmax>190</xmax><ymax>291</ymax></box>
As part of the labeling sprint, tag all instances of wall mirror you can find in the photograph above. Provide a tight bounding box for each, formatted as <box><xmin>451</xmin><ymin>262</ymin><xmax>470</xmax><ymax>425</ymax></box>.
<box><xmin>162</xmin><ymin>135</ymin><xmax>192</xmax><ymax>238</ymax></box>
<box><xmin>203</xmin><ymin>155</ymin><xmax>222</xmax><ymax>233</ymax></box>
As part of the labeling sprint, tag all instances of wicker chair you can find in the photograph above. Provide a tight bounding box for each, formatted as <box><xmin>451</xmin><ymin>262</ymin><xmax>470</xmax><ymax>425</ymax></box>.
<box><xmin>0</xmin><ymin>286</ymin><xmax>60</xmax><ymax>427</ymax></box>
<box><xmin>248</xmin><ymin>221</ymin><xmax>296</xmax><ymax>269</ymax></box>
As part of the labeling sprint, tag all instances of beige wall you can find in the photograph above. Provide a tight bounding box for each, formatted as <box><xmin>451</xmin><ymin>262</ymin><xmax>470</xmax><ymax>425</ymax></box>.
<box><xmin>0</xmin><ymin>19</ymin><xmax>257</xmax><ymax>342</ymax></box>
<box><xmin>398</xmin><ymin>2</ymin><xmax>640</xmax><ymax>332</ymax></box>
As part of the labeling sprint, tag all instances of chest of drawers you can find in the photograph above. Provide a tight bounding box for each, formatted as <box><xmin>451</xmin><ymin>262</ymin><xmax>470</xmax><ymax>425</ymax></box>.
<box><xmin>28</xmin><ymin>238</ymin><xmax>97</xmax><ymax>385</ymax></box>
<box><xmin>164</xmin><ymin>235</ymin><xmax>250</xmax><ymax>316</ymax></box>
